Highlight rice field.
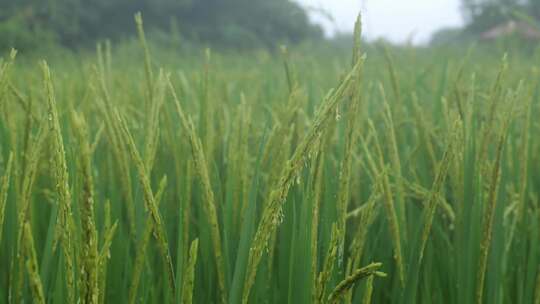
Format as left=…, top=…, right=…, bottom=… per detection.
left=1, top=15, right=539, bottom=303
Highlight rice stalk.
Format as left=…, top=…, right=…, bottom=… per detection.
left=134, top=12, right=154, bottom=101
left=225, top=104, right=242, bottom=227
left=97, top=219, right=118, bottom=300
left=505, top=81, right=530, bottom=254
left=366, top=119, right=405, bottom=286
left=281, top=45, right=298, bottom=92
left=0, top=151, right=13, bottom=245
left=344, top=187, right=380, bottom=303
left=479, top=54, right=508, bottom=162
left=72, top=111, right=99, bottom=304
left=23, top=222, right=45, bottom=304
left=98, top=200, right=116, bottom=304
left=99, top=221, right=118, bottom=266
left=336, top=63, right=363, bottom=265
left=0, top=49, right=17, bottom=108
left=352, top=14, right=362, bottom=66
left=94, top=70, right=136, bottom=236
left=382, top=47, right=402, bottom=106
left=199, top=48, right=214, bottom=156
left=183, top=161, right=193, bottom=255
left=358, top=131, right=379, bottom=179
left=348, top=169, right=385, bottom=271
left=362, top=276, right=375, bottom=304
left=327, top=262, right=386, bottom=304
left=90, top=123, right=105, bottom=155
left=114, top=111, right=176, bottom=297
left=346, top=196, right=380, bottom=221
left=226, top=96, right=251, bottom=228
left=242, top=56, right=365, bottom=304
left=416, top=119, right=459, bottom=266
left=8, top=83, right=39, bottom=123
left=310, top=151, right=326, bottom=303
left=265, top=123, right=296, bottom=292
left=237, top=95, right=251, bottom=223
left=380, top=83, right=406, bottom=238
left=475, top=93, right=515, bottom=304
left=401, top=179, right=456, bottom=224
left=411, top=93, right=437, bottom=171
left=143, top=70, right=166, bottom=173
left=181, top=238, right=199, bottom=304
left=16, top=121, right=46, bottom=233
left=516, top=88, right=532, bottom=221
left=167, top=76, right=227, bottom=303
left=42, top=60, right=77, bottom=304
left=315, top=224, right=340, bottom=304
left=260, top=88, right=305, bottom=171
left=128, top=175, right=168, bottom=304
left=452, top=71, right=466, bottom=122
left=12, top=122, right=47, bottom=303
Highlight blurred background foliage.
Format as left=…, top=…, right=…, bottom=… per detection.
left=0, top=0, right=322, bottom=52
left=431, top=0, right=540, bottom=46
left=3, top=0, right=540, bottom=53
left=461, top=0, right=540, bottom=33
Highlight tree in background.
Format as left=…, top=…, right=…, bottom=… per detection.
left=528, top=0, right=540, bottom=19
left=0, top=0, right=322, bottom=51
left=461, top=0, right=540, bottom=34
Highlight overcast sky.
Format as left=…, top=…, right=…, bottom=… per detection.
left=294, top=0, right=464, bottom=44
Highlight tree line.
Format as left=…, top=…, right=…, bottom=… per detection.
left=462, top=0, right=540, bottom=33
left=0, top=0, right=322, bottom=51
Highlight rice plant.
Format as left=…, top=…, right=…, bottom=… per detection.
left=0, top=13, right=539, bottom=304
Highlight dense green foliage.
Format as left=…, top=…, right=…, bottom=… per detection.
left=1, top=18, right=540, bottom=304
left=462, top=0, right=540, bottom=32
left=0, top=0, right=321, bottom=51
